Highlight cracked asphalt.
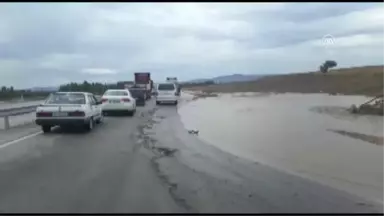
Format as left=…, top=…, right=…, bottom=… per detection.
left=0, top=96, right=382, bottom=213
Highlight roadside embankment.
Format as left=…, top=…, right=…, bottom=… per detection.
left=185, top=65, right=383, bottom=97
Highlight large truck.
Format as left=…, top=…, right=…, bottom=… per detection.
left=166, top=77, right=181, bottom=95
left=134, top=72, right=153, bottom=100
left=116, top=81, right=147, bottom=106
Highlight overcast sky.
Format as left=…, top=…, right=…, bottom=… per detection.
left=0, top=3, right=383, bottom=88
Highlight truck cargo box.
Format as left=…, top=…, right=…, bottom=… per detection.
left=134, top=73, right=151, bottom=84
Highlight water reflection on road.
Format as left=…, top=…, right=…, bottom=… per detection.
left=178, top=92, right=383, bottom=204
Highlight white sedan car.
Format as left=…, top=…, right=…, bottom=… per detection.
left=35, top=92, right=103, bottom=133
left=101, top=89, right=136, bottom=116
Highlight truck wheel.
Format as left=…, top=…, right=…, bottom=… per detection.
left=42, top=125, right=51, bottom=133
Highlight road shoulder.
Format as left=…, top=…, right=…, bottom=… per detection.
left=0, top=124, right=41, bottom=147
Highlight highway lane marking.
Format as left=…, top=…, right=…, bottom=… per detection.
left=0, top=131, right=42, bottom=150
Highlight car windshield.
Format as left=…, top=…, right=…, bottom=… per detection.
left=104, top=91, right=129, bottom=96
left=45, top=93, right=86, bottom=104
left=158, top=84, right=175, bottom=91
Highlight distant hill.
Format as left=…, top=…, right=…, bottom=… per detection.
left=188, top=74, right=265, bottom=84
left=185, top=78, right=211, bottom=84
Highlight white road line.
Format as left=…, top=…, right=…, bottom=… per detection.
left=0, top=131, right=42, bottom=150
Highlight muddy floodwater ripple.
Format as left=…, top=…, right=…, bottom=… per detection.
left=178, top=92, right=384, bottom=204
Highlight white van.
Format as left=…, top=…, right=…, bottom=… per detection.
left=156, top=83, right=179, bottom=105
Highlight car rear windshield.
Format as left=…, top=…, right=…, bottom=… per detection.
left=104, top=91, right=129, bottom=96
left=46, top=93, right=86, bottom=104
left=158, top=84, right=175, bottom=91
left=129, top=89, right=144, bottom=98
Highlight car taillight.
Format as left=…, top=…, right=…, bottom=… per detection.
left=68, top=111, right=85, bottom=117
left=122, top=98, right=130, bottom=102
left=36, top=112, right=52, bottom=117
left=101, top=98, right=108, bottom=103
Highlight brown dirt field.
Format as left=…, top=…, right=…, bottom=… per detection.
left=186, top=65, right=384, bottom=97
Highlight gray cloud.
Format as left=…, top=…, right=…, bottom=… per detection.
left=0, top=4, right=89, bottom=59
left=273, top=3, right=382, bottom=23
left=0, top=3, right=383, bottom=88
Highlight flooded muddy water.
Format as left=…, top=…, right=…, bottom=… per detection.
left=178, top=92, right=383, bottom=204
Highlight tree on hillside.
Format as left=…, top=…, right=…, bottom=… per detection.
left=320, top=60, right=337, bottom=73
left=58, top=81, right=117, bottom=95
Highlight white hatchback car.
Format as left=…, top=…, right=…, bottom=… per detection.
left=101, top=89, right=136, bottom=116
left=156, top=83, right=179, bottom=105
left=35, top=92, right=103, bottom=133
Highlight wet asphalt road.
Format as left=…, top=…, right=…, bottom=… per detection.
left=0, top=97, right=382, bottom=213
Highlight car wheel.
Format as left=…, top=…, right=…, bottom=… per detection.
left=42, top=125, right=51, bottom=133
left=96, top=113, right=103, bottom=124
left=84, top=118, right=94, bottom=132
left=128, top=110, right=135, bottom=116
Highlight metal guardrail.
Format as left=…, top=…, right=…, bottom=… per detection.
left=0, top=105, right=39, bottom=130
left=0, top=105, right=39, bottom=117
left=0, top=94, right=102, bottom=130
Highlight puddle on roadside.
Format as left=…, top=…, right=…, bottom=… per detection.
left=178, top=93, right=384, bottom=203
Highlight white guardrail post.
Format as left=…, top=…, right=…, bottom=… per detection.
left=4, top=116, right=10, bottom=130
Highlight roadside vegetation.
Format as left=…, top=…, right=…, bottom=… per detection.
left=0, top=86, right=49, bottom=101
left=0, top=81, right=119, bottom=102
left=58, top=81, right=119, bottom=95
